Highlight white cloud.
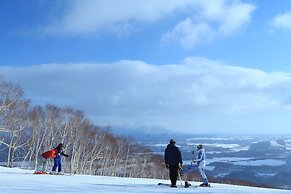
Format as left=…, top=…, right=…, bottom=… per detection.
left=269, top=11, right=291, bottom=30
left=42, top=0, right=255, bottom=48
left=42, top=0, right=194, bottom=36
left=1, top=58, right=291, bottom=132
left=161, top=18, right=215, bottom=49
left=162, top=0, right=255, bottom=48
left=217, top=1, right=255, bottom=34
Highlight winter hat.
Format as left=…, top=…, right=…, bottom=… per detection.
left=197, top=144, right=203, bottom=150
left=58, top=143, right=64, bottom=147
left=169, top=139, right=176, bottom=144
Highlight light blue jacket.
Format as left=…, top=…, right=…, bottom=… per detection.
left=196, top=149, right=206, bottom=168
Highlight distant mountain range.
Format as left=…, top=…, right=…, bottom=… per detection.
left=248, top=140, right=287, bottom=154
left=111, top=126, right=188, bottom=142
left=112, top=130, right=291, bottom=190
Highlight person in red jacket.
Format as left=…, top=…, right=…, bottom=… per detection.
left=40, top=143, right=69, bottom=174
left=51, top=143, right=69, bottom=174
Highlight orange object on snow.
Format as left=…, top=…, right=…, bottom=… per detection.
left=42, top=149, right=57, bottom=159
left=34, top=171, right=48, bottom=174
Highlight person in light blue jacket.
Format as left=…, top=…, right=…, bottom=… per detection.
left=195, top=144, right=209, bottom=186
left=181, top=144, right=210, bottom=187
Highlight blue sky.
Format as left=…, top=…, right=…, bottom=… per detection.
left=1, top=0, right=291, bottom=134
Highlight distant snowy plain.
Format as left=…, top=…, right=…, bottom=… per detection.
left=0, top=166, right=290, bottom=194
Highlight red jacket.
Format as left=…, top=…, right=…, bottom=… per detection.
left=42, top=149, right=57, bottom=159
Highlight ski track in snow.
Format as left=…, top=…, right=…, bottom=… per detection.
left=0, top=167, right=290, bottom=194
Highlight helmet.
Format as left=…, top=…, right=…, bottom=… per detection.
left=197, top=144, right=203, bottom=150
left=169, top=139, right=176, bottom=144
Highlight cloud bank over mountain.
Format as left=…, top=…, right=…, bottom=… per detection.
left=2, top=58, right=291, bottom=133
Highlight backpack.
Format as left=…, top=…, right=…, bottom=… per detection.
left=41, top=149, right=57, bottom=159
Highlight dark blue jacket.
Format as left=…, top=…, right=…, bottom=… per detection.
left=164, top=143, right=183, bottom=165
left=54, top=145, right=68, bottom=157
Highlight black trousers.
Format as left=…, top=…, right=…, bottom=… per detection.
left=169, top=164, right=179, bottom=186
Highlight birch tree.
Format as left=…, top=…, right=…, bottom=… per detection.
left=0, top=76, right=29, bottom=167
left=27, top=106, right=46, bottom=169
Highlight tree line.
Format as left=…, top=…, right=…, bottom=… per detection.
left=0, top=76, right=168, bottom=179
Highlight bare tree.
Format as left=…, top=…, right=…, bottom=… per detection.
left=26, top=106, right=46, bottom=169
left=0, top=76, right=29, bottom=167
left=0, top=76, right=23, bottom=131
left=43, top=105, right=62, bottom=149
left=4, top=100, right=30, bottom=167
left=0, top=76, right=167, bottom=180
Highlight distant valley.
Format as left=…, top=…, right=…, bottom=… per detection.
left=112, top=128, right=291, bottom=189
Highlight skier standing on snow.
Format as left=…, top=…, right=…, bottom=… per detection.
left=181, top=144, right=210, bottom=187
left=51, top=143, right=69, bottom=174
left=164, top=139, right=183, bottom=188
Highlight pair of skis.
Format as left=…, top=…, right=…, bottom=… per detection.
left=33, top=171, right=71, bottom=176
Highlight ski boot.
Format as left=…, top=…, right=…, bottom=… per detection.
left=49, top=171, right=57, bottom=175
left=184, top=181, right=191, bottom=188
left=199, top=183, right=211, bottom=187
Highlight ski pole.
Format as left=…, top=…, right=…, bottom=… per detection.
left=178, top=168, right=183, bottom=188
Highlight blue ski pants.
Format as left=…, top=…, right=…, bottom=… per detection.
left=52, top=155, right=62, bottom=172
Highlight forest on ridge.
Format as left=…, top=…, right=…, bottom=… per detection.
left=0, top=76, right=166, bottom=179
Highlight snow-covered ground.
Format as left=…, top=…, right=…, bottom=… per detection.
left=0, top=166, right=290, bottom=194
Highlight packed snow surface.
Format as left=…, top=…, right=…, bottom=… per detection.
left=0, top=166, right=290, bottom=194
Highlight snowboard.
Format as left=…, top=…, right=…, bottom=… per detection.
left=157, top=183, right=170, bottom=186
left=158, top=182, right=211, bottom=188
left=194, top=184, right=211, bottom=188
left=157, top=183, right=192, bottom=188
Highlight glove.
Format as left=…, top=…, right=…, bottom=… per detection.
left=165, top=164, right=169, bottom=169
left=178, top=163, right=183, bottom=170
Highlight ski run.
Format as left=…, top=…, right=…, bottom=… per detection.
left=0, top=166, right=290, bottom=194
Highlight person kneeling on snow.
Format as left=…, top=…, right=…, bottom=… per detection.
left=180, top=144, right=210, bottom=187
left=51, top=143, right=69, bottom=174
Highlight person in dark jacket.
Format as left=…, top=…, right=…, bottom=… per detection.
left=164, top=139, right=183, bottom=187
left=51, top=143, right=69, bottom=174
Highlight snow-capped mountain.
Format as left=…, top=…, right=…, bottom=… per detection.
left=248, top=140, right=287, bottom=153
left=128, top=133, right=291, bottom=189
left=0, top=166, right=290, bottom=194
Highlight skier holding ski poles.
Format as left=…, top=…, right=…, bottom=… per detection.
left=35, top=143, right=69, bottom=175
left=180, top=144, right=210, bottom=187
left=164, top=139, right=183, bottom=188
left=50, top=143, right=69, bottom=175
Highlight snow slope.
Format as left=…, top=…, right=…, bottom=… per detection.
left=0, top=167, right=290, bottom=194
